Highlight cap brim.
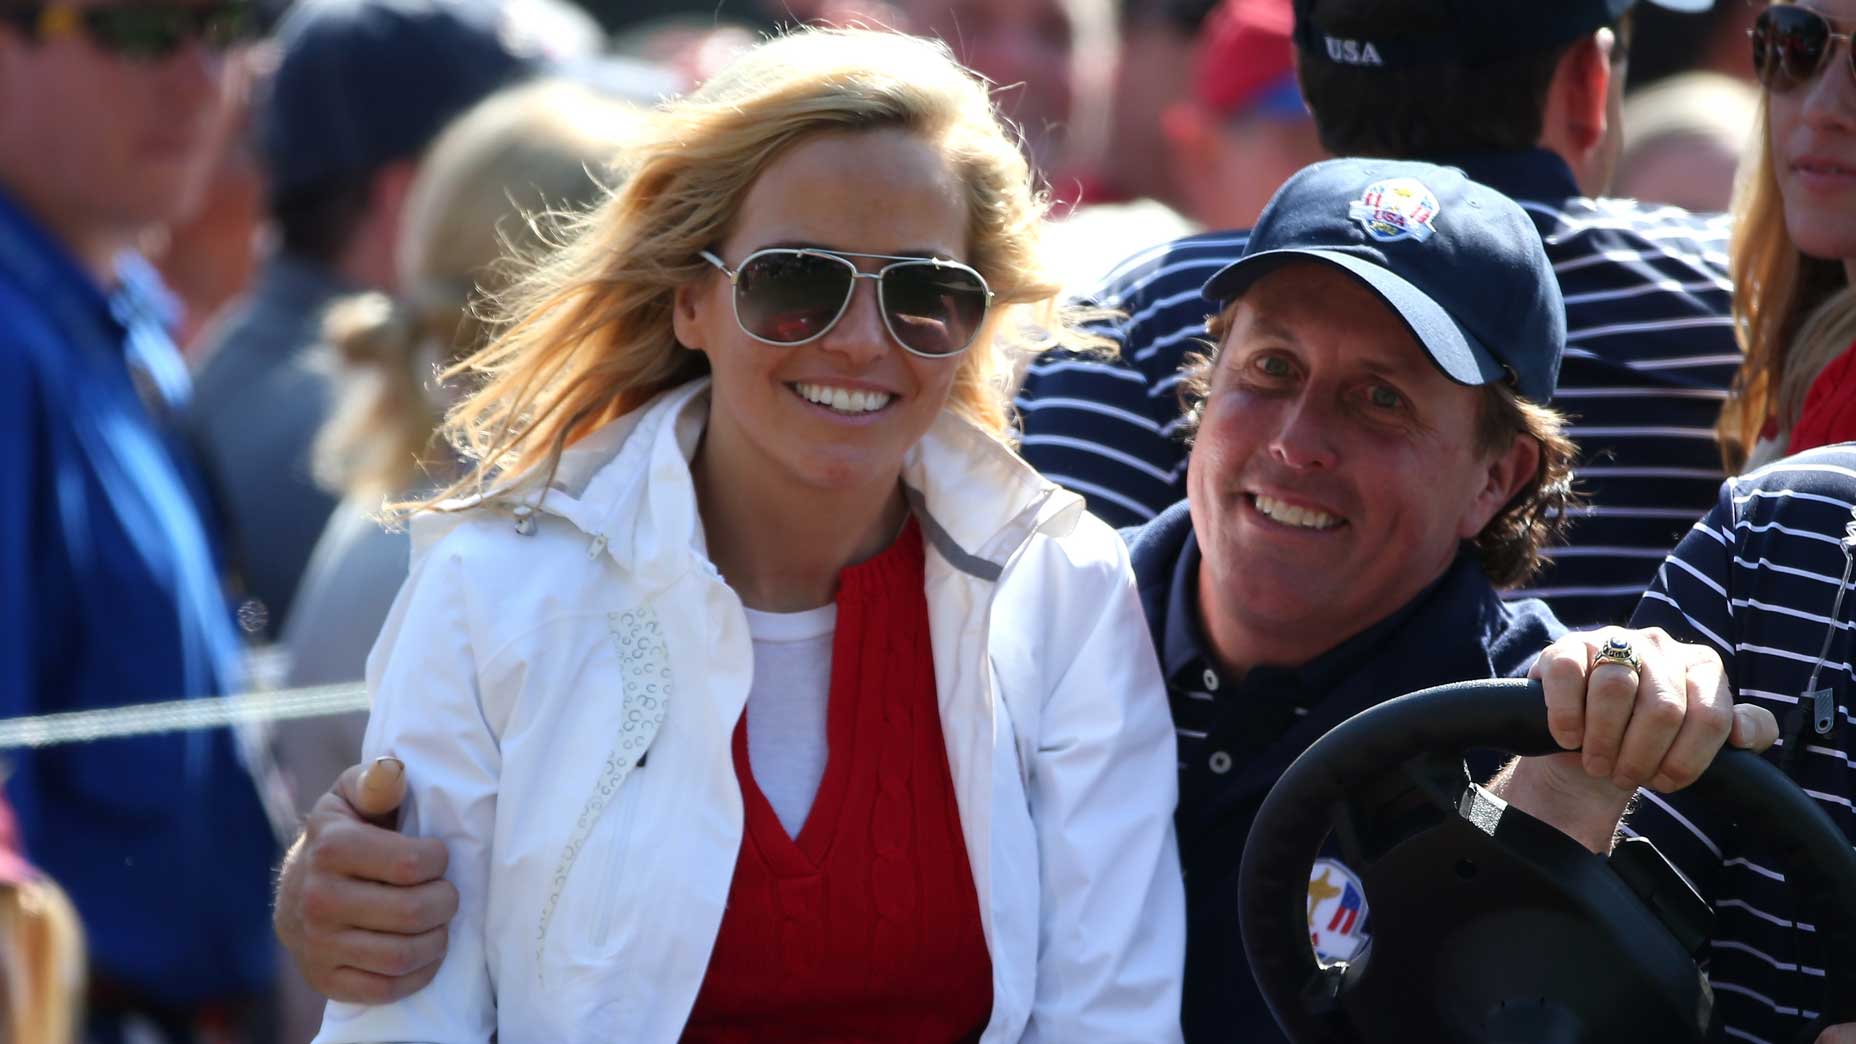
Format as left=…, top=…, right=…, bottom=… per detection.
left=1202, top=248, right=1512, bottom=391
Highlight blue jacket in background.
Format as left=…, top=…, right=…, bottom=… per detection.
left=0, top=188, right=278, bottom=1003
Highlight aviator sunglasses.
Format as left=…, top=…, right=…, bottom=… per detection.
left=1752, top=4, right=1856, bottom=91
left=2, top=1, right=252, bottom=60
left=699, top=246, right=995, bottom=359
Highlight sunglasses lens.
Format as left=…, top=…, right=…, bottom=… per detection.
left=1754, top=6, right=1830, bottom=89
left=881, top=263, right=989, bottom=357
left=734, top=252, right=854, bottom=345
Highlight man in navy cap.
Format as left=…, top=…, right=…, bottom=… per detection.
left=1018, top=0, right=1732, bottom=633
left=187, top=0, right=583, bottom=644
left=1133, top=156, right=1580, bottom=1040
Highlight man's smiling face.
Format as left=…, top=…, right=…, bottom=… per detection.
left=1187, top=261, right=1530, bottom=670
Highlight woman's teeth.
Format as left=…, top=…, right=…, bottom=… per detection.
left=1253, top=494, right=1341, bottom=530
left=794, top=382, right=892, bottom=414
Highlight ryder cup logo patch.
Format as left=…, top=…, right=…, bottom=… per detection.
left=1348, top=178, right=1440, bottom=244
left=1307, top=858, right=1371, bottom=964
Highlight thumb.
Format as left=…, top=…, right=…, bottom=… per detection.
left=1729, top=704, right=1781, bottom=754
left=351, top=755, right=407, bottom=823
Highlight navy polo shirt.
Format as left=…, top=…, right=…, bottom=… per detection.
left=1026, top=148, right=1735, bottom=629
left=1125, top=500, right=1566, bottom=1042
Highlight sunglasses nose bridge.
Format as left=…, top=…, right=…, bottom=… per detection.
left=1798, top=33, right=1856, bottom=108
left=816, top=267, right=893, bottom=359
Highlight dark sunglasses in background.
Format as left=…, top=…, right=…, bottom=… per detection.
left=1, top=1, right=252, bottom=60
left=1752, top=4, right=1856, bottom=92
left=699, top=246, right=996, bottom=359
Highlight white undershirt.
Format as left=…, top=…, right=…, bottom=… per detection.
left=743, top=604, right=837, bottom=839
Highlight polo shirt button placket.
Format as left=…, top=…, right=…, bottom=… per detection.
left=1202, top=668, right=1220, bottom=692
left=1208, top=750, right=1233, bottom=774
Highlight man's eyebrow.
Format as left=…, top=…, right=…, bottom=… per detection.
left=1357, top=353, right=1431, bottom=382
left=1241, top=312, right=1302, bottom=345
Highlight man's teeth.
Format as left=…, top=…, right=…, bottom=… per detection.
left=794, top=383, right=892, bottom=414
left=1254, top=494, right=1341, bottom=530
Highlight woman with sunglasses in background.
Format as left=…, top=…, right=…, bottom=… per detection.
left=1718, top=1, right=1856, bottom=470
left=310, top=25, right=1184, bottom=1044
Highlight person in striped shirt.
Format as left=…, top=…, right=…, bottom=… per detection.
left=1015, top=0, right=1736, bottom=629
left=1500, top=446, right=1856, bottom=1044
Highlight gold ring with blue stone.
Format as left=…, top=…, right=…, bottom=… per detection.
left=1592, top=635, right=1641, bottom=674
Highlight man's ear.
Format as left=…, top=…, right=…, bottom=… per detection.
left=1540, top=31, right=1616, bottom=179
left=1460, top=431, right=1543, bottom=541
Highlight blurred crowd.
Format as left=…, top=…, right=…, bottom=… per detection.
left=0, top=0, right=1825, bottom=1039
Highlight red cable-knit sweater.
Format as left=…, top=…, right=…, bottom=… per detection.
left=1788, top=336, right=1856, bottom=457
left=682, top=519, right=994, bottom=1043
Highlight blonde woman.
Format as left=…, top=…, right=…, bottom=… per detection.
left=277, top=78, right=641, bottom=806
left=1717, top=1, right=1856, bottom=471
left=308, top=26, right=1183, bottom=1044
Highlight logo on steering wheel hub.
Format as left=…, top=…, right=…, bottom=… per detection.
left=1308, top=858, right=1372, bottom=964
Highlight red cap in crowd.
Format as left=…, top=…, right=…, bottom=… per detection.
left=1193, top=0, right=1302, bottom=120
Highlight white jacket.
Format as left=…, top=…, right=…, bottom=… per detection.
left=314, top=380, right=1185, bottom=1044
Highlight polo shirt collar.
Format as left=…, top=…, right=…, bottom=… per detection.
left=1161, top=525, right=1210, bottom=680
left=1162, top=532, right=1475, bottom=694
left=1431, top=148, right=1582, bottom=205
left=0, top=185, right=112, bottom=319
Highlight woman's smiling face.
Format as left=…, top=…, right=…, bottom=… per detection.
left=674, top=126, right=973, bottom=499
left=1767, top=1, right=1856, bottom=262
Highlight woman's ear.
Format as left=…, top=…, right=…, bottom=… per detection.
left=671, top=281, right=709, bottom=355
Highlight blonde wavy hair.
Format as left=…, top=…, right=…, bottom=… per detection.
left=421, top=26, right=1105, bottom=512
left=314, top=79, right=644, bottom=500
left=1717, top=95, right=1856, bottom=472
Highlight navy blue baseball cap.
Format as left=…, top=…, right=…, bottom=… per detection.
left=1292, top=0, right=1712, bottom=68
left=1202, top=158, right=1565, bottom=403
left=261, top=0, right=587, bottom=198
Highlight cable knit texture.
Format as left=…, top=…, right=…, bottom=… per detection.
left=683, top=519, right=993, bottom=1043
left=1788, top=335, right=1856, bottom=457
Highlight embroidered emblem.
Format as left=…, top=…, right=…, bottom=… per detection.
left=1348, top=178, right=1441, bottom=244
left=535, top=604, right=673, bottom=974
left=1307, top=858, right=1372, bottom=964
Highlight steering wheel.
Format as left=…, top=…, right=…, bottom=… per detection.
left=1237, top=678, right=1856, bottom=1044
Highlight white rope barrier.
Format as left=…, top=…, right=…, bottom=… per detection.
left=0, top=684, right=370, bottom=751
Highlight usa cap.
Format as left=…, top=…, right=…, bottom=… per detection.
left=1203, top=158, right=1565, bottom=403
left=1293, top=0, right=1712, bottom=69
